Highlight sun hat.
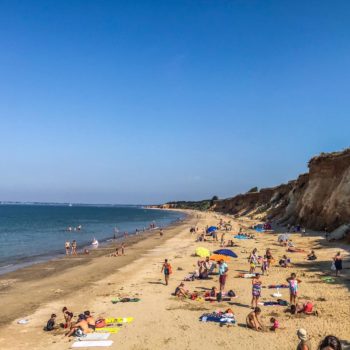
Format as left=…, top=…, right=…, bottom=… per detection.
left=297, top=328, right=308, bottom=341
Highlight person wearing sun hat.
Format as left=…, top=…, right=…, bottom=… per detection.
left=297, top=328, right=312, bottom=350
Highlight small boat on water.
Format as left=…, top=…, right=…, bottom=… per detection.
left=91, top=238, right=99, bottom=247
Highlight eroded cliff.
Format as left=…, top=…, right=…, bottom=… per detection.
left=213, top=149, right=350, bottom=234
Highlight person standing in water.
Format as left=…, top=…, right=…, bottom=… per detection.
left=65, top=241, right=70, bottom=255
left=71, top=240, right=77, bottom=255
left=161, top=259, right=172, bottom=286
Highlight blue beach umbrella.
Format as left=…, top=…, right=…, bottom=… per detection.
left=207, top=226, right=218, bottom=233
left=213, top=249, right=238, bottom=258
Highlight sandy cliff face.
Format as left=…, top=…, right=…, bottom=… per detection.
left=213, top=149, right=350, bottom=234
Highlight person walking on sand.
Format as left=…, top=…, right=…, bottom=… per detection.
left=251, top=273, right=262, bottom=308
left=65, top=240, right=70, bottom=255
left=287, top=273, right=302, bottom=305
left=161, top=259, right=172, bottom=285
left=333, top=252, right=342, bottom=277
left=71, top=240, right=77, bottom=255
left=218, top=259, right=228, bottom=292
left=121, top=243, right=125, bottom=255
left=296, top=328, right=312, bottom=350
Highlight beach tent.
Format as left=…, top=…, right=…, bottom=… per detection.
left=213, top=249, right=238, bottom=258
left=195, top=247, right=210, bottom=258
left=210, top=254, right=231, bottom=262
left=207, top=226, right=218, bottom=233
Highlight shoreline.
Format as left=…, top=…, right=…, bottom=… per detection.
left=0, top=208, right=186, bottom=276
left=0, top=209, right=193, bottom=328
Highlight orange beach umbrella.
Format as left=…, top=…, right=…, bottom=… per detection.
left=210, top=254, right=231, bottom=262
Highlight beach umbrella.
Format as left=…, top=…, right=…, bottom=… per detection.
left=210, top=254, right=231, bottom=262
left=195, top=247, right=210, bottom=258
left=213, top=249, right=238, bottom=258
left=207, top=226, right=218, bottom=233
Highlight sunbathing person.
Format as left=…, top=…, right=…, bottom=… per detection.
left=289, top=301, right=317, bottom=316
left=84, top=310, right=96, bottom=331
left=65, top=314, right=93, bottom=337
left=307, top=250, right=317, bottom=261
left=246, top=307, right=263, bottom=331
left=175, top=282, right=189, bottom=298
left=279, top=255, right=291, bottom=268
left=204, top=286, right=218, bottom=301
left=287, top=246, right=306, bottom=253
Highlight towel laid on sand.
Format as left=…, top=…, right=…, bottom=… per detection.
left=72, top=340, right=113, bottom=348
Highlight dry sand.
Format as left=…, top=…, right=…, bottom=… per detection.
left=0, top=210, right=349, bottom=350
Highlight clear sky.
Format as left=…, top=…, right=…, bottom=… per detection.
left=1, top=1, right=349, bottom=204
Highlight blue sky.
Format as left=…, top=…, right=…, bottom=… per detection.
left=0, top=1, right=349, bottom=204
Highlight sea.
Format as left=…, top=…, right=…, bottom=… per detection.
left=0, top=204, right=184, bottom=274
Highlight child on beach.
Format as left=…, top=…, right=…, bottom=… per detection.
left=62, top=307, right=73, bottom=329
left=251, top=273, right=262, bottom=308
left=269, top=317, right=280, bottom=331
left=261, top=255, right=269, bottom=275
left=287, top=273, right=302, bottom=305
left=44, top=314, right=57, bottom=331
left=246, top=307, right=263, bottom=331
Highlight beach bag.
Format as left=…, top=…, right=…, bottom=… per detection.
left=304, top=302, right=313, bottom=314
left=216, top=292, right=222, bottom=302
left=331, top=262, right=336, bottom=271
left=228, top=290, right=236, bottom=297
left=95, top=319, right=106, bottom=328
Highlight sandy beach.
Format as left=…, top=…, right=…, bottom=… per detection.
left=0, top=210, right=349, bottom=350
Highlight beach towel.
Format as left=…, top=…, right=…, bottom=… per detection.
left=237, top=273, right=256, bottom=278
left=268, top=284, right=289, bottom=289
left=72, top=340, right=113, bottom=347
left=320, top=276, right=336, bottom=283
left=234, top=235, right=249, bottom=239
left=111, top=298, right=140, bottom=304
left=17, top=319, right=29, bottom=325
left=105, top=317, right=134, bottom=324
left=95, top=327, right=121, bottom=334
left=258, top=299, right=288, bottom=306
left=78, top=333, right=110, bottom=340
left=200, top=313, right=236, bottom=325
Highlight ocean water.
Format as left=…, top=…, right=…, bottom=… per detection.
left=0, top=204, right=184, bottom=273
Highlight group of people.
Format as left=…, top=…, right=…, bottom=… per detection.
left=44, top=307, right=96, bottom=337
left=109, top=243, right=125, bottom=257
left=65, top=240, right=77, bottom=255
